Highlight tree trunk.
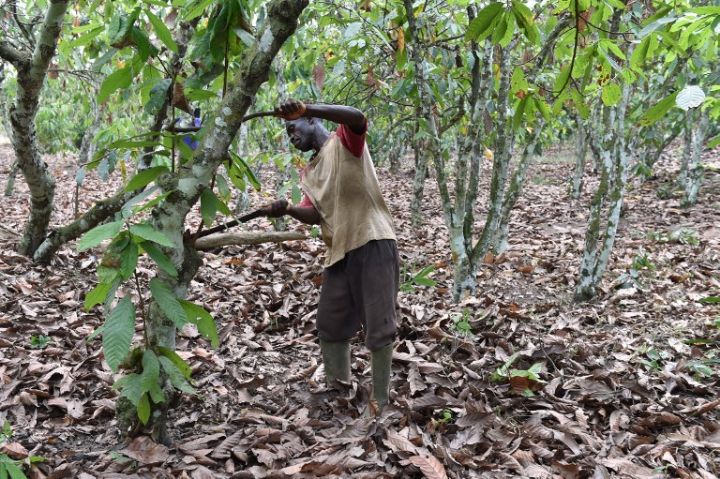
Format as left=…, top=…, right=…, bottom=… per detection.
left=74, top=98, right=103, bottom=216
left=7, top=1, right=69, bottom=256
left=137, top=0, right=308, bottom=442
left=682, top=109, right=708, bottom=207
left=492, top=120, right=545, bottom=254
left=571, top=114, right=588, bottom=199
left=409, top=138, right=429, bottom=227
left=575, top=63, right=632, bottom=301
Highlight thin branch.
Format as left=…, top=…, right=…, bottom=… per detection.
left=10, top=0, right=35, bottom=48
left=554, top=6, right=580, bottom=100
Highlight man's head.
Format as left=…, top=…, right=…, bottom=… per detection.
left=285, top=117, right=317, bottom=152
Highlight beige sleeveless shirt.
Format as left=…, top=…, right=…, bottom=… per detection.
left=301, top=133, right=396, bottom=267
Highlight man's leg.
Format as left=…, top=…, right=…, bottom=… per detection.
left=347, top=240, right=400, bottom=409
left=316, top=258, right=361, bottom=385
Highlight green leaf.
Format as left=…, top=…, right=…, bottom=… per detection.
left=137, top=393, right=151, bottom=424
left=513, top=95, right=529, bottom=130
left=132, top=190, right=171, bottom=214
left=158, top=346, right=193, bottom=379
left=637, top=15, right=676, bottom=38
left=466, top=2, right=504, bottom=41
left=125, top=166, right=168, bottom=192
left=141, top=241, right=178, bottom=278
left=601, top=81, right=622, bottom=106
left=98, top=67, right=133, bottom=103
left=200, top=188, right=231, bottom=227
left=699, top=296, right=720, bottom=304
left=146, top=9, right=178, bottom=53
left=103, top=297, right=136, bottom=372
left=67, top=25, right=104, bottom=48
left=630, top=36, right=650, bottom=69
left=131, top=26, right=158, bottom=61
left=149, top=278, right=187, bottom=326
left=184, top=0, right=215, bottom=20
left=640, top=92, right=678, bottom=126
left=5, top=463, right=25, bottom=479
left=107, top=13, right=129, bottom=44
left=145, top=78, right=171, bottom=116
left=159, top=356, right=196, bottom=393
left=491, top=13, right=509, bottom=44
left=85, top=281, right=116, bottom=311
left=511, top=0, right=539, bottom=44
left=141, top=349, right=165, bottom=403
left=179, top=300, right=219, bottom=348
left=690, top=6, right=720, bottom=15
left=708, top=133, right=720, bottom=149
left=119, top=241, right=139, bottom=280
left=77, top=220, right=124, bottom=251
left=129, top=223, right=174, bottom=247
left=599, top=39, right=626, bottom=60
left=114, top=372, right=144, bottom=405
left=229, top=151, right=261, bottom=191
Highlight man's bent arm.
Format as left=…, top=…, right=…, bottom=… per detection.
left=287, top=204, right=322, bottom=225
left=304, top=104, right=366, bottom=133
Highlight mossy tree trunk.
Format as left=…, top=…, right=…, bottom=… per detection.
left=133, top=0, right=308, bottom=443
left=0, top=0, right=69, bottom=257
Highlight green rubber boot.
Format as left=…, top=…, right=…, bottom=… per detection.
left=370, top=342, right=393, bottom=411
left=319, top=339, right=351, bottom=386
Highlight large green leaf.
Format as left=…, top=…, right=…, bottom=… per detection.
left=84, top=281, right=116, bottom=311
left=601, top=81, right=622, bottom=106
left=200, top=188, right=232, bottom=227
left=146, top=9, right=178, bottom=53
left=229, top=151, right=261, bottom=191
left=67, top=25, right=104, bottom=48
left=140, top=241, right=178, bottom=278
left=103, top=297, right=136, bottom=372
left=180, top=300, right=219, bottom=348
left=466, top=2, right=504, bottom=41
left=511, top=1, right=539, bottom=44
left=141, top=349, right=165, bottom=403
left=129, top=223, right=174, bottom=247
left=77, top=220, right=124, bottom=251
left=640, top=92, right=678, bottom=126
left=149, top=279, right=187, bottom=326
left=158, top=346, right=193, bottom=379
left=145, top=78, right=172, bottom=116
left=159, top=356, right=196, bottom=393
left=125, top=166, right=169, bottom=192
left=98, top=67, right=133, bottom=103
left=119, top=241, right=139, bottom=280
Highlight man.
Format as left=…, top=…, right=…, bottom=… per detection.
left=261, top=99, right=398, bottom=412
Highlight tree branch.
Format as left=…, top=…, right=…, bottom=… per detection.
left=194, top=231, right=306, bottom=250
left=0, top=40, right=29, bottom=66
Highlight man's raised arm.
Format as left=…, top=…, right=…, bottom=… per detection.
left=277, top=100, right=366, bottom=133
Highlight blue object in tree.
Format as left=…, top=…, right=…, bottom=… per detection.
left=183, top=109, right=201, bottom=150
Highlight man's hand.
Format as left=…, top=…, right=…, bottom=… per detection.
left=276, top=99, right=306, bottom=120
left=261, top=199, right=289, bottom=218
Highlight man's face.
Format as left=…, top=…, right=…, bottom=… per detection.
left=285, top=118, right=315, bottom=152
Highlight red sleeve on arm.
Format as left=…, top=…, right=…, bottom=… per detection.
left=336, top=120, right=367, bottom=158
left=298, top=193, right=313, bottom=208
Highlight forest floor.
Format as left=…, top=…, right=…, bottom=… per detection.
left=0, top=137, right=719, bottom=479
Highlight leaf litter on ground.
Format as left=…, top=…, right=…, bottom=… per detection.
left=0, top=140, right=718, bottom=478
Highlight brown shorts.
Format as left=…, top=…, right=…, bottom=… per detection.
left=316, top=239, right=399, bottom=351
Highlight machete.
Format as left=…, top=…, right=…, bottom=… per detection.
left=194, top=208, right=266, bottom=239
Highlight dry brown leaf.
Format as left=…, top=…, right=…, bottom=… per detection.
left=408, top=454, right=448, bottom=479
left=118, top=436, right=170, bottom=465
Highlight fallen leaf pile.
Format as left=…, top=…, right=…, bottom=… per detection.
left=0, top=139, right=718, bottom=478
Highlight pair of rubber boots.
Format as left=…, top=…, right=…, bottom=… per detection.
left=320, top=339, right=392, bottom=412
